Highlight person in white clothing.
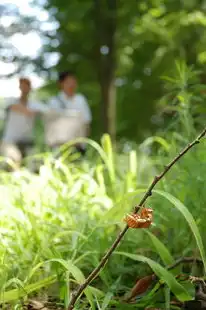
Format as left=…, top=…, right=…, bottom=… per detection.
left=46, top=71, right=92, bottom=155
left=0, top=78, right=43, bottom=165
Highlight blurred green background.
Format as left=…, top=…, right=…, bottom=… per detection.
left=1, top=0, right=206, bottom=143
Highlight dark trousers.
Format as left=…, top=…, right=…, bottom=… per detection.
left=17, top=141, right=34, bottom=158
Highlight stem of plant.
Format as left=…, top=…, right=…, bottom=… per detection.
left=68, top=127, right=206, bottom=309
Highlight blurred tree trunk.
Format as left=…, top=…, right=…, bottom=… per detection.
left=94, top=0, right=117, bottom=142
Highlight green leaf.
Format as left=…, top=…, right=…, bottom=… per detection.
left=164, top=286, right=170, bottom=310
left=25, top=259, right=96, bottom=309
left=101, top=134, right=115, bottom=183
left=144, top=230, right=175, bottom=266
left=115, top=252, right=192, bottom=302
left=101, top=276, right=121, bottom=310
left=154, top=190, right=206, bottom=273
left=140, top=136, right=170, bottom=152
left=101, top=188, right=146, bottom=221
left=88, top=286, right=104, bottom=298
left=0, top=276, right=56, bottom=303
left=48, top=259, right=95, bottom=309
left=101, top=291, right=114, bottom=310
left=129, top=150, right=137, bottom=176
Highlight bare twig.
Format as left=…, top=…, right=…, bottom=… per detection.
left=68, top=127, right=206, bottom=309
left=168, top=257, right=203, bottom=271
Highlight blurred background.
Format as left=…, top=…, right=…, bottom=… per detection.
left=1, top=0, right=206, bottom=143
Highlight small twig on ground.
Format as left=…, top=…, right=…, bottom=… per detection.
left=68, top=127, right=206, bottom=309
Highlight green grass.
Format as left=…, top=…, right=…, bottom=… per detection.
left=0, top=131, right=206, bottom=309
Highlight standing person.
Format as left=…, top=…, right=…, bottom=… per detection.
left=0, top=77, right=43, bottom=166
left=45, top=71, right=92, bottom=155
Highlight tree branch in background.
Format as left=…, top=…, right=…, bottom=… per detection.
left=68, top=127, right=206, bottom=309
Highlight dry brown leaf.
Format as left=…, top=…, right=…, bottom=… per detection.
left=126, top=274, right=155, bottom=301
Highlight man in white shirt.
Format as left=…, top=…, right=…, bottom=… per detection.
left=0, top=78, right=43, bottom=165
left=46, top=71, right=92, bottom=155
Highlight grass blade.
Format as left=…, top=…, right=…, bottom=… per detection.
left=0, top=276, right=56, bottom=303
left=48, top=259, right=95, bottom=309
left=144, top=230, right=175, bottom=266
left=154, top=190, right=206, bottom=273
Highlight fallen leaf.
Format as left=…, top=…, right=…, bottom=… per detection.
left=126, top=274, right=155, bottom=301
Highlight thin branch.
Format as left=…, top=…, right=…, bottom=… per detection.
left=168, top=257, right=203, bottom=271
left=68, top=127, right=206, bottom=309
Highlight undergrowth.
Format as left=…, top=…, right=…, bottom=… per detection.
left=0, top=130, right=206, bottom=309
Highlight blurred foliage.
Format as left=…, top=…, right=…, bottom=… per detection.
left=33, top=0, right=206, bottom=141
left=1, top=0, right=206, bottom=140
left=0, top=3, right=40, bottom=77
